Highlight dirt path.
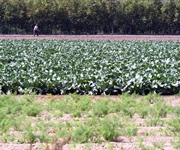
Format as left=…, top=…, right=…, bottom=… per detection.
left=0, top=34, right=180, bottom=41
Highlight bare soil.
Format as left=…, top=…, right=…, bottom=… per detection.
left=0, top=34, right=180, bottom=41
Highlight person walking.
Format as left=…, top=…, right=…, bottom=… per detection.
left=33, top=24, right=39, bottom=36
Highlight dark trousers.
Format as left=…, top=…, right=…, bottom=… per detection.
left=33, top=30, right=39, bottom=36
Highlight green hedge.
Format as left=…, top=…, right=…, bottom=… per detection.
left=0, top=0, right=179, bottom=34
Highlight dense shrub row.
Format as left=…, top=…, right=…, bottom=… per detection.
left=0, top=0, right=179, bottom=34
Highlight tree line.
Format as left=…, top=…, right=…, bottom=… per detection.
left=0, top=0, right=179, bottom=35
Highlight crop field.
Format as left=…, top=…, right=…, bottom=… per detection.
left=0, top=35, right=180, bottom=150
left=0, top=39, right=179, bottom=95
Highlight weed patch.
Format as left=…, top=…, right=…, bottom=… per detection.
left=0, top=93, right=179, bottom=150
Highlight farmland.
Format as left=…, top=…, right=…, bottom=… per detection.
left=0, top=39, right=179, bottom=95
left=0, top=94, right=180, bottom=150
left=0, top=36, right=180, bottom=150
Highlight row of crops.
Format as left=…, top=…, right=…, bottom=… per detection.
left=0, top=39, right=179, bottom=95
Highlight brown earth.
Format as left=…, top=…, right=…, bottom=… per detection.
left=0, top=34, right=180, bottom=41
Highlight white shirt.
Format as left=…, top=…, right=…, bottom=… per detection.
left=34, top=25, right=38, bottom=30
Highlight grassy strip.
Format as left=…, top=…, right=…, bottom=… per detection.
left=0, top=93, right=180, bottom=149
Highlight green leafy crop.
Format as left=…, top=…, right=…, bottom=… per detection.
left=0, top=40, right=179, bottom=95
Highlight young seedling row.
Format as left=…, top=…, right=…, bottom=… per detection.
left=0, top=94, right=180, bottom=150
